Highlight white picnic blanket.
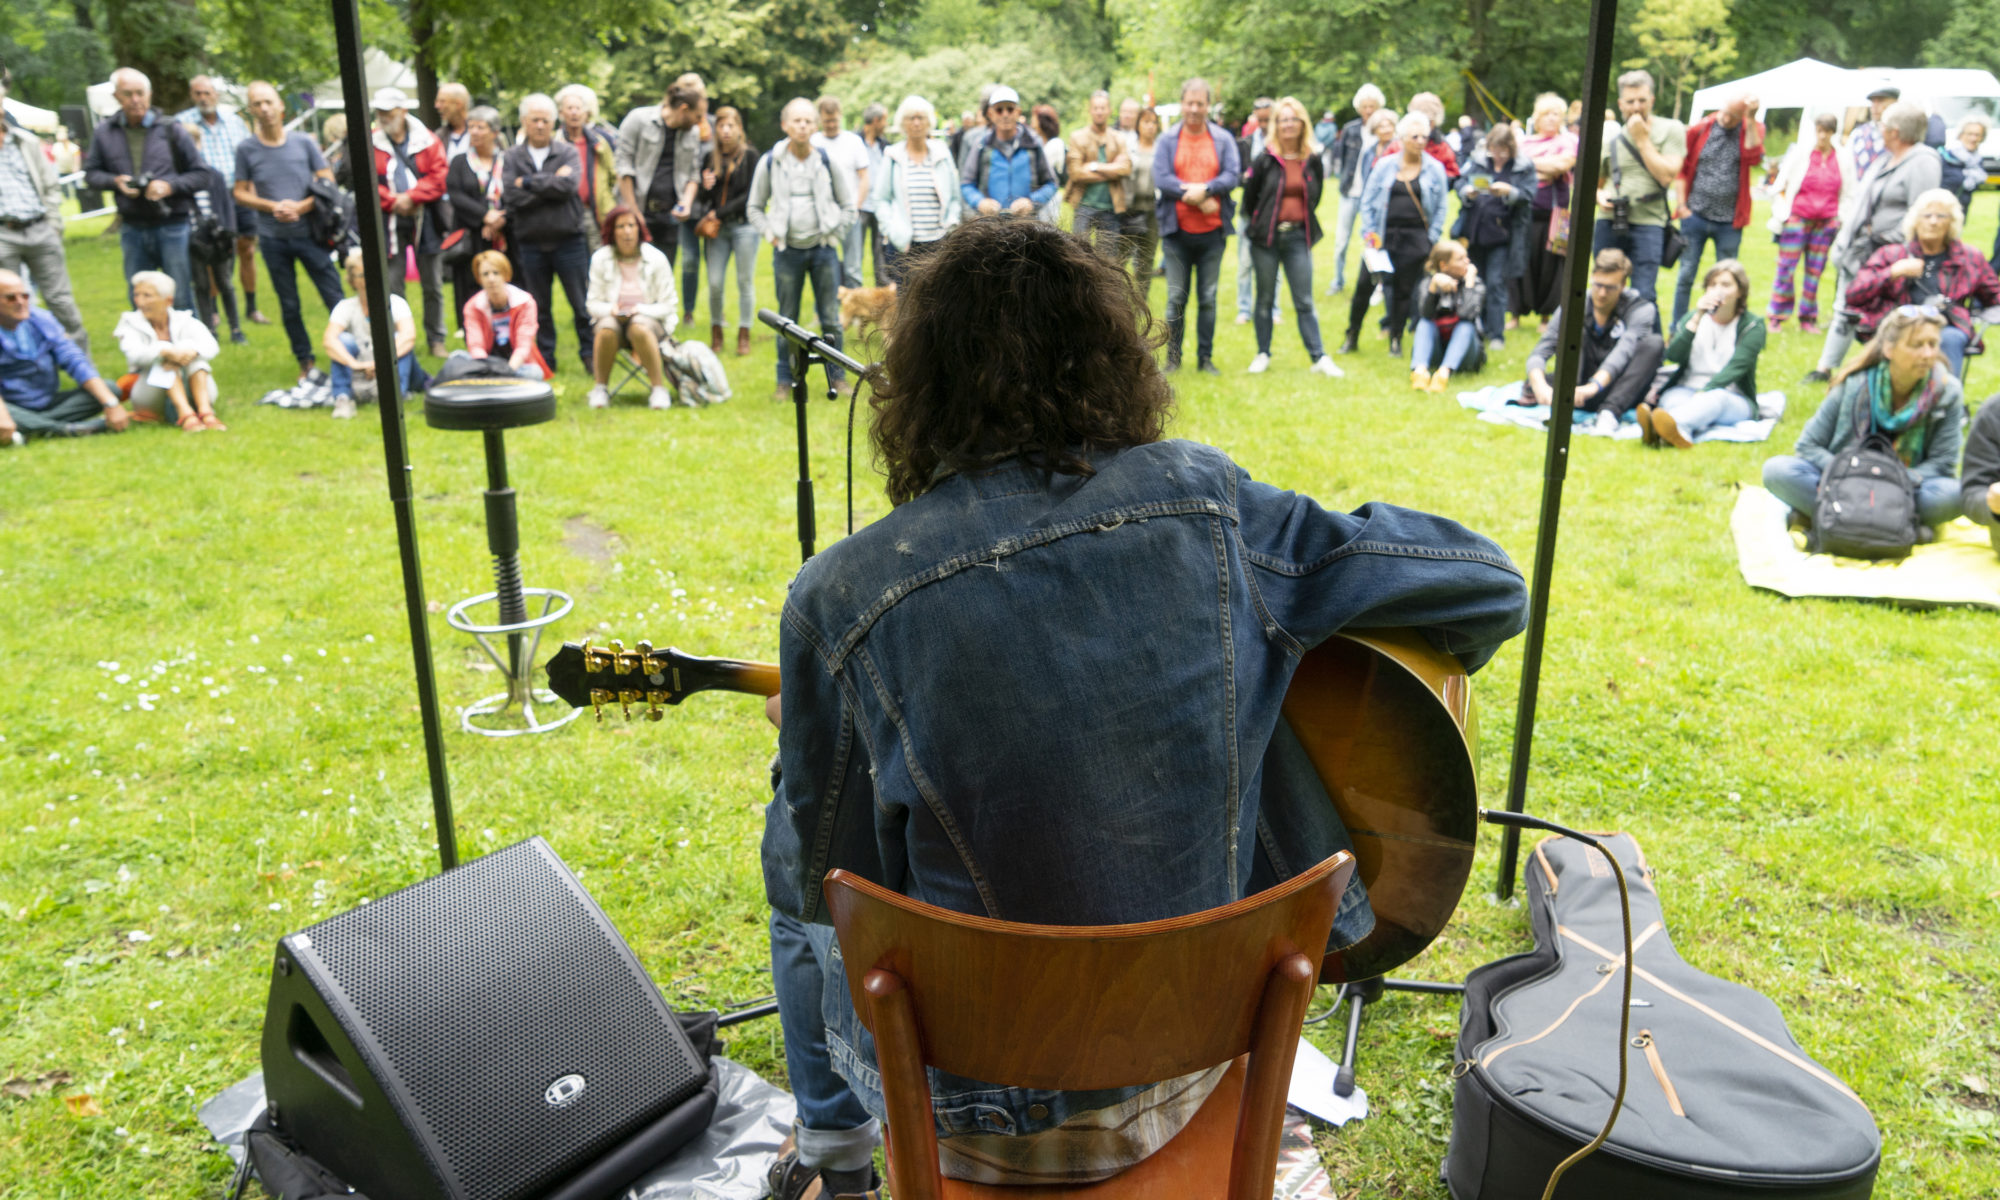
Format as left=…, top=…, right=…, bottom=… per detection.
left=1456, top=382, right=1784, bottom=443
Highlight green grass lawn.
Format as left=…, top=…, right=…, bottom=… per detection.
left=2, top=200, right=1997, bottom=1197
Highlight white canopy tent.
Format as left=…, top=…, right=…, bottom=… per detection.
left=1688, top=58, right=1871, bottom=127
left=2, top=96, right=64, bottom=134
left=312, top=48, right=416, bottom=111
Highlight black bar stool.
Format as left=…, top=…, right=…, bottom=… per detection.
left=424, top=378, right=581, bottom=737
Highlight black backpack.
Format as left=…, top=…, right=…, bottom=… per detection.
left=304, top=177, right=357, bottom=254
left=1811, top=389, right=1918, bottom=559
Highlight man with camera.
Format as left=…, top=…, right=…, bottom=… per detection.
left=1518, top=246, right=1664, bottom=432
left=615, top=80, right=710, bottom=266
left=83, top=68, right=204, bottom=312
left=1595, top=69, right=1685, bottom=321
left=177, top=76, right=269, bottom=332
left=0, top=60, right=88, bottom=352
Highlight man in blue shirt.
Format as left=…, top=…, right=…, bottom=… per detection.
left=959, top=86, right=1057, bottom=218
left=0, top=269, right=128, bottom=443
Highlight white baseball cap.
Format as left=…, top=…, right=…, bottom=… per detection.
left=987, top=85, right=1021, bottom=110
left=371, top=87, right=413, bottom=112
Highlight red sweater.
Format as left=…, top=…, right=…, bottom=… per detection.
left=1677, top=115, right=1765, bottom=228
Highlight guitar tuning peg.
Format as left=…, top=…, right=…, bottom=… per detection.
left=646, top=691, right=666, bottom=721
left=588, top=688, right=610, bottom=722
left=636, top=640, right=654, bottom=655
left=618, top=689, right=639, bottom=719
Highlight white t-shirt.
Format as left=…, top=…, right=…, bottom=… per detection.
left=330, top=294, right=414, bottom=345
left=811, top=129, right=871, bottom=202
left=529, top=143, right=552, bottom=170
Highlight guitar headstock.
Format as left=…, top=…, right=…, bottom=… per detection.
left=545, top=639, right=781, bottom=722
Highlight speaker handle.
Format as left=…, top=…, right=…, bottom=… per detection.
left=287, top=1002, right=365, bottom=1110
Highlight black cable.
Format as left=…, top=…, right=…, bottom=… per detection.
left=846, top=372, right=860, bottom=536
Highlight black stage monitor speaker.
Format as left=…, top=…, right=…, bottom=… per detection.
left=261, top=837, right=714, bottom=1200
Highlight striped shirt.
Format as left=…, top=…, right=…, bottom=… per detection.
left=177, top=107, right=252, bottom=185
left=905, top=158, right=944, bottom=243
left=0, top=137, right=45, bottom=222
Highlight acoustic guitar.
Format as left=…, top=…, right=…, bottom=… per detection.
left=543, top=629, right=1477, bottom=983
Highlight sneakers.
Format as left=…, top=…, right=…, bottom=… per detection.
left=1197, top=361, right=1220, bottom=376
left=1427, top=367, right=1451, bottom=394
left=1768, top=317, right=1786, bottom=333
left=586, top=385, right=611, bottom=409
left=1802, top=369, right=1832, bottom=386
left=1799, top=321, right=1820, bottom=335
left=230, top=328, right=248, bottom=345
left=1387, top=333, right=1403, bottom=358
left=1247, top=353, right=1271, bottom=374
left=4, top=429, right=25, bottom=447
left=768, top=1142, right=883, bottom=1200
left=330, top=395, right=357, bottom=420
left=1310, top=356, right=1344, bottom=378
left=647, top=385, right=672, bottom=410
left=1235, top=312, right=1252, bottom=325
left=1410, top=367, right=1432, bottom=391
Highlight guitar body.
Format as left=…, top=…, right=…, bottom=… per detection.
left=546, top=628, right=1477, bottom=983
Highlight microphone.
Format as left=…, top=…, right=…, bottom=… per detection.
left=758, top=308, right=869, bottom=376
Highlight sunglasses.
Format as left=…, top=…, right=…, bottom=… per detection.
left=1894, top=304, right=1944, bottom=321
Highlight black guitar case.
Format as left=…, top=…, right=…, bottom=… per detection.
left=1445, top=833, right=1880, bottom=1199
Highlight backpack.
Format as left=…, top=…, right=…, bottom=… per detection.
left=305, top=177, right=357, bottom=253
left=1940, top=149, right=1967, bottom=197
left=661, top=336, right=732, bottom=406
left=1810, top=388, right=1918, bottom=559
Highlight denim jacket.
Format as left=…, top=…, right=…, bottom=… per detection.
left=763, top=439, right=1528, bottom=1135
left=1360, top=155, right=1449, bottom=247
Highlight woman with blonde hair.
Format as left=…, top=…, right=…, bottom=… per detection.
left=1238, top=97, right=1339, bottom=376
left=116, top=270, right=224, bottom=431
left=1845, top=187, right=2000, bottom=377
left=1514, top=92, right=1577, bottom=324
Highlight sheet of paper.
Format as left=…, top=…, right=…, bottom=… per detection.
left=1360, top=247, right=1393, bottom=276
left=146, top=361, right=182, bottom=389
left=1287, top=1035, right=1368, bottom=1125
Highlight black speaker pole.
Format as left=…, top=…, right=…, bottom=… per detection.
left=1495, top=0, right=1620, bottom=900
left=329, top=0, right=459, bottom=871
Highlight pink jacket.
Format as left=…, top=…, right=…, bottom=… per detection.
left=461, top=284, right=552, bottom=378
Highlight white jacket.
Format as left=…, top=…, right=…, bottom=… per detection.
left=585, top=242, right=678, bottom=331
left=114, top=308, right=221, bottom=372
left=870, top=140, right=965, bottom=251
left=1768, top=139, right=1857, bottom=232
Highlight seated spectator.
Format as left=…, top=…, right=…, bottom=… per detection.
left=1763, top=306, right=1965, bottom=536
left=1960, top=396, right=2000, bottom=554
left=1638, top=259, right=1765, bottom=447
left=585, top=206, right=677, bottom=410
left=114, top=269, right=224, bottom=431
left=1519, top=246, right=1664, bottom=431
left=1845, top=188, right=2000, bottom=378
left=1942, top=119, right=1988, bottom=215
left=0, top=268, right=129, bottom=443
left=1410, top=240, right=1485, bottom=393
left=457, top=251, right=549, bottom=380
left=1456, top=124, right=1535, bottom=352
left=323, top=249, right=416, bottom=421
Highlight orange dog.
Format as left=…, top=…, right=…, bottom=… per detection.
left=838, top=283, right=898, bottom=347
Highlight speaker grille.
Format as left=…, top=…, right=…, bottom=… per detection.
left=301, top=839, right=702, bottom=1200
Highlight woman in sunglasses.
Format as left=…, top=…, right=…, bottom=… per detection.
left=1844, top=188, right=2000, bottom=378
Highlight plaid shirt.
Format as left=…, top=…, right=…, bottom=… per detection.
left=176, top=106, right=251, bottom=186
left=0, top=136, right=45, bottom=222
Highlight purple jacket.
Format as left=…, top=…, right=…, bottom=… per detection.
left=0, top=308, right=100, bottom=411
left=1152, top=121, right=1242, bottom=237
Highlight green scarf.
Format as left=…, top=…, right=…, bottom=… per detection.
left=1865, top=363, right=1941, bottom=467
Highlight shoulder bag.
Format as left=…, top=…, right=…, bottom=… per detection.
left=1613, top=132, right=1686, bottom=268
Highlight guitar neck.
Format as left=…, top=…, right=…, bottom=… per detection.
left=674, top=655, right=781, bottom=699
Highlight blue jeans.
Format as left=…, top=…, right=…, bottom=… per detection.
left=1329, top=192, right=1361, bottom=292
left=1162, top=228, right=1227, bottom=365
left=771, top=242, right=845, bottom=386
left=518, top=235, right=592, bottom=372
left=261, top=236, right=346, bottom=369
left=1248, top=228, right=1324, bottom=359
left=1655, top=384, right=1753, bottom=435
left=120, top=220, right=194, bottom=313
left=1941, top=326, right=1971, bottom=378
left=770, top=910, right=881, bottom=1168
left=1413, top=318, right=1478, bottom=371
left=1672, top=212, right=1743, bottom=330
left=1762, top=455, right=1965, bottom=528
left=328, top=333, right=415, bottom=398
left=1591, top=219, right=1665, bottom=323
left=704, top=221, right=761, bottom=330
left=1467, top=242, right=1512, bottom=344
left=839, top=215, right=866, bottom=289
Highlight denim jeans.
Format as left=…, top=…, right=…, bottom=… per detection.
left=1762, top=454, right=1965, bottom=528
left=838, top=216, right=866, bottom=288
left=1941, top=326, right=1970, bottom=378
left=1329, top=192, right=1361, bottom=292
left=1672, top=212, right=1743, bottom=330
left=679, top=220, right=702, bottom=321
left=1413, top=318, right=1478, bottom=372
left=770, top=910, right=881, bottom=1169
left=328, top=333, right=415, bottom=399
left=1655, top=384, right=1753, bottom=435
left=771, top=242, right=845, bottom=386
left=1467, top=242, right=1512, bottom=343
left=388, top=250, right=446, bottom=349
left=704, top=221, right=761, bottom=330
left=1162, top=228, right=1227, bottom=365
left=1073, top=205, right=1123, bottom=259
left=120, top=220, right=194, bottom=313
left=1591, top=219, right=1666, bottom=323
left=518, top=235, right=593, bottom=372
left=261, top=236, right=346, bottom=368
left=1248, top=229, right=1324, bottom=359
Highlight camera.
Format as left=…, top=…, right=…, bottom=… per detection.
left=1609, top=197, right=1632, bottom=235
left=131, top=172, right=154, bottom=192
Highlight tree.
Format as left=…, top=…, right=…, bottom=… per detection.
left=105, top=0, right=206, bottom=110
left=1625, top=0, right=1734, bottom=121
left=1925, top=0, right=2000, bottom=81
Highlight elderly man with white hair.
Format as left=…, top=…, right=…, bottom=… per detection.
left=501, top=92, right=594, bottom=374
left=115, top=269, right=224, bottom=431
left=1326, top=82, right=1385, bottom=295
left=1670, top=90, right=1763, bottom=329
left=82, top=67, right=204, bottom=312
left=0, top=268, right=127, bottom=443
left=368, top=86, right=451, bottom=356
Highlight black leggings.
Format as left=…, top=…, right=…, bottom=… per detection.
left=1347, top=247, right=1427, bottom=338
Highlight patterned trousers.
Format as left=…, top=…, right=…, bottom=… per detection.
left=1770, top=218, right=1839, bottom=324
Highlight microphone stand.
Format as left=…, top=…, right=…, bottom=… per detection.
left=758, top=308, right=868, bottom=564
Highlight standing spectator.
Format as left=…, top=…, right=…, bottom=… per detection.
left=1516, top=93, right=1578, bottom=327
left=1409, top=240, right=1486, bottom=392
left=585, top=206, right=676, bottom=409
left=0, top=269, right=128, bottom=442
left=180, top=124, right=244, bottom=344
left=1351, top=112, right=1447, bottom=359
left=233, top=81, right=342, bottom=381
left=1942, top=119, right=1988, bottom=216
left=1448, top=114, right=1481, bottom=169
left=1334, top=107, right=1403, bottom=353
left=748, top=97, right=856, bottom=400
left=368, top=87, right=451, bottom=357
left=812, top=96, right=872, bottom=287
left=445, top=106, right=509, bottom=333
left=323, top=248, right=416, bottom=420
left=502, top=93, right=593, bottom=374
left=1844, top=189, right=2000, bottom=378
left=0, top=61, right=87, bottom=350
left=1595, top=69, right=1685, bottom=318
left=1325, top=83, right=1385, bottom=297
left=871, top=94, right=962, bottom=282
left=1640, top=258, right=1766, bottom=446
left=1122, top=106, right=1162, bottom=291
left=83, top=68, right=202, bottom=311
left=115, top=270, right=224, bottom=431
left=1234, top=98, right=1274, bottom=325
left=436, top=83, right=473, bottom=159
left=1408, top=93, right=1461, bottom=180
left=614, top=81, right=707, bottom=268
left=1117, top=97, right=1141, bottom=146
left=1153, top=79, right=1240, bottom=373
left=1768, top=112, right=1854, bottom=333
left=857, top=103, right=889, bottom=284
left=1238, top=96, right=1340, bottom=377
left=1032, top=104, right=1066, bottom=225
left=556, top=84, right=618, bottom=248
left=1520, top=247, right=1664, bottom=431
left=321, top=114, right=348, bottom=170
left=696, top=106, right=758, bottom=356
left=1457, top=124, right=1534, bottom=352
left=177, top=76, right=267, bottom=330
left=1808, top=101, right=1943, bottom=383
left=458, top=250, right=549, bottom=379
left=1671, top=91, right=1764, bottom=330
left=672, top=74, right=714, bottom=319
left=959, top=86, right=1057, bottom=219
left=1849, top=86, right=1898, bottom=180
left=1065, top=90, right=1132, bottom=259
left=950, top=86, right=995, bottom=167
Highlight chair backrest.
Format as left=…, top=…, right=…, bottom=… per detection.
left=822, top=851, right=1354, bottom=1092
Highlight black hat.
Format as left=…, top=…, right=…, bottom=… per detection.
left=1866, top=84, right=1901, bottom=101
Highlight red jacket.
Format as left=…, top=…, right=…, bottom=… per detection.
left=462, top=284, right=553, bottom=378
left=1677, top=114, right=1765, bottom=228
left=371, top=117, right=449, bottom=213
left=1425, top=134, right=1459, bottom=179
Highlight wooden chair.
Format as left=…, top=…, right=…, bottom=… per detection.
left=822, top=851, right=1355, bottom=1200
